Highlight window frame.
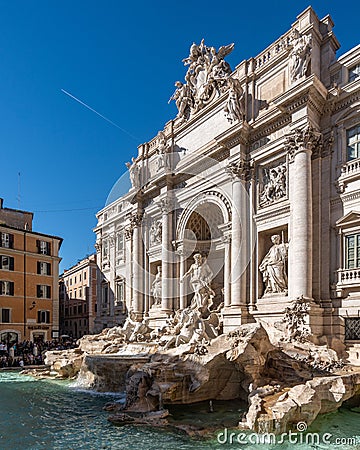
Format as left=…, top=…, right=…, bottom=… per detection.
left=349, top=63, right=360, bottom=83
left=346, top=124, right=360, bottom=161
left=37, top=310, right=50, bottom=324
left=0, top=233, right=13, bottom=249
left=1, top=308, right=11, bottom=323
left=0, top=255, right=14, bottom=271
left=37, top=261, right=51, bottom=276
left=0, top=281, right=14, bottom=296
left=36, top=284, right=51, bottom=299
left=37, top=240, right=51, bottom=256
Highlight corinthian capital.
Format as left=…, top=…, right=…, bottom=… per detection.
left=159, top=197, right=175, bottom=214
left=285, top=125, right=322, bottom=162
left=225, top=159, right=249, bottom=180
left=130, top=212, right=143, bottom=228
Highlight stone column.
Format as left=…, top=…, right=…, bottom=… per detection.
left=286, top=126, right=320, bottom=300
left=160, top=197, right=174, bottom=314
left=175, top=244, right=187, bottom=310
left=222, top=160, right=251, bottom=330
left=131, top=212, right=144, bottom=318
left=222, top=234, right=231, bottom=307
left=109, top=233, right=116, bottom=320
left=226, top=160, right=248, bottom=307
left=124, top=226, right=133, bottom=312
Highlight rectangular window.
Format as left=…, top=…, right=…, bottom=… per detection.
left=79, top=274, right=82, bottom=282
left=37, top=261, right=51, bottom=275
left=74, top=289, right=77, bottom=298
left=347, top=125, right=360, bottom=160
left=117, top=232, right=124, bottom=253
left=74, top=276, right=77, bottom=284
left=1, top=308, right=10, bottom=323
left=78, top=305, right=83, bottom=314
left=79, top=288, right=82, bottom=298
left=37, top=310, right=50, bottom=324
left=0, top=256, right=14, bottom=271
left=70, top=278, right=72, bottom=286
left=0, top=233, right=14, bottom=249
left=84, top=271, right=87, bottom=280
left=349, top=64, right=360, bottom=83
left=115, top=280, right=125, bottom=306
left=36, top=285, right=51, bottom=299
left=345, top=234, right=360, bottom=269
left=0, top=281, right=14, bottom=296
left=102, top=284, right=108, bottom=306
left=37, top=240, right=51, bottom=255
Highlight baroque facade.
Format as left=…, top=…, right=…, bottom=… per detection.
left=94, top=8, right=360, bottom=363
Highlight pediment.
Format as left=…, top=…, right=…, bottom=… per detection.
left=336, top=211, right=360, bottom=227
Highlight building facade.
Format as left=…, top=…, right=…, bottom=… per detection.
left=0, top=199, right=62, bottom=344
left=94, top=8, right=360, bottom=363
left=59, top=254, right=99, bottom=338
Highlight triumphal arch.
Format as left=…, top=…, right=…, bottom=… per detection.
left=94, top=8, right=360, bottom=362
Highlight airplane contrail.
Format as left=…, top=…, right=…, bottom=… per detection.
left=61, top=89, right=139, bottom=141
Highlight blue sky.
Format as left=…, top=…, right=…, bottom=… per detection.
left=0, top=1, right=359, bottom=272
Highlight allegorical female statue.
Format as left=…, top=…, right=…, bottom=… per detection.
left=151, top=266, right=162, bottom=306
left=259, top=234, right=288, bottom=294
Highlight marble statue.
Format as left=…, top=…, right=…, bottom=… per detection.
left=126, top=157, right=140, bottom=188
left=151, top=266, right=162, bottom=306
left=181, top=253, right=215, bottom=313
left=170, top=40, right=234, bottom=120
left=289, top=29, right=312, bottom=82
left=224, top=78, right=245, bottom=123
left=156, top=131, right=170, bottom=170
left=168, top=81, right=192, bottom=120
left=259, top=234, right=288, bottom=294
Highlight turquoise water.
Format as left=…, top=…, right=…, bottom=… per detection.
left=0, top=371, right=360, bottom=450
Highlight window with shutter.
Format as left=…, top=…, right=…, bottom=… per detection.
left=1, top=233, right=12, bottom=248
left=0, top=281, right=14, bottom=296
left=1, top=256, right=14, bottom=271
left=39, top=241, right=51, bottom=255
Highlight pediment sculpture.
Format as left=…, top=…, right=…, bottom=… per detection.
left=169, top=40, right=243, bottom=122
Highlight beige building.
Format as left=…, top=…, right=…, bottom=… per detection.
left=59, top=254, right=99, bottom=338
left=94, top=8, right=360, bottom=363
left=0, top=198, right=62, bottom=344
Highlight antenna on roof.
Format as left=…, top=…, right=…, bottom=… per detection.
left=17, top=172, right=21, bottom=209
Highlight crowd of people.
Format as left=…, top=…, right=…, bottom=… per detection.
left=0, top=339, right=76, bottom=368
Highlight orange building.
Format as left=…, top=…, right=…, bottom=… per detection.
left=0, top=199, right=62, bottom=345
